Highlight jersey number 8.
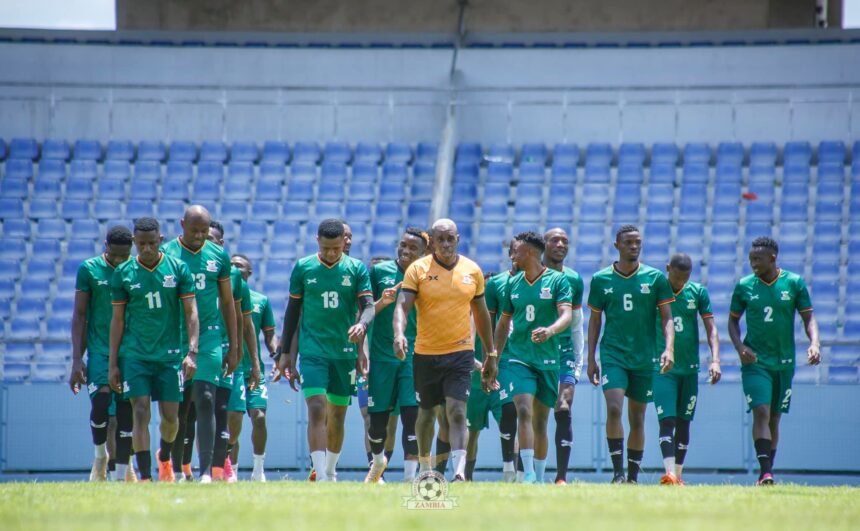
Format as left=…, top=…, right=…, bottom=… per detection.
left=525, top=304, right=535, bottom=322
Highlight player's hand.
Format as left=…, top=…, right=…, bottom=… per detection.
left=69, top=360, right=86, bottom=394
left=531, top=327, right=554, bottom=344
left=587, top=361, right=600, bottom=387
left=708, top=362, right=721, bottom=384
left=660, top=350, right=674, bottom=374
left=738, top=346, right=757, bottom=365
left=272, top=354, right=288, bottom=383
left=288, top=365, right=301, bottom=392
left=182, top=352, right=197, bottom=381
left=224, top=346, right=240, bottom=375
left=473, top=359, right=483, bottom=372
left=109, top=364, right=122, bottom=394
left=807, top=344, right=821, bottom=366
left=480, top=357, right=500, bottom=394
left=356, top=349, right=369, bottom=378
left=248, top=365, right=261, bottom=391
left=381, top=283, right=401, bottom=305
left=393, top=334, right=408, bottom=361
left=348, top=324, right=367, bottom=344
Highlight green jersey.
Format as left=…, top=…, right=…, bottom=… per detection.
left=369, top=260, right=417, bottom=362
left=223, top=267, right=252, bottom=346
left=656, top=282, right=713, bottom=375
left=730, top=269, right=813, bottom=371
left=557, top=266, right=584, bottom=345
left=289, top=253, right=372, bottom=360
left=76, top=253, right=127, bottom=357
left=161, top=238, right=232, bottom=334
left=111, top=254, right=195, bottom=362
left=242, top=290, right=276, bottom=373
left=500, top=268, right=573, bottom=370
left=587, top=263, right=675, bottom=371
left=473, top=272, right=510, bottom=386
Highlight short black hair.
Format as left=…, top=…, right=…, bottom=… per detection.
left=669, top=253, right=693, bottom=271
left=507, top=239, right=515, bottom=256
left=751, top=236, right=779, bottom=255
left=232, top=253, right=251, bottom=264
left=209, top=220, right=225, bottom=236
left=615, top=224, right=640, bottom=242
left=134, top=217, right=160, bottom=233
left=514, top=231, right=546, bottom=254
left=404, top=227, right=428, bottom=247
left=318, top=218, right=345, bottom=239
left=106, top=225, right=133, bottom=246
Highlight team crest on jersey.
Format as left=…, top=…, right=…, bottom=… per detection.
left=342, top=275, right=352, bottom=286
left=640, top=283, right=651, bottom=294
left=462, top=275, right=474, bottom=285
left=781, top=291, right=790, bottom=301
left=540, top=287, right=552, bottom=299
left=687, top=299, right=696, bottom=309
left=206, top=260, right=218, bottom=272
left=163, top=275, right=176, bottom=288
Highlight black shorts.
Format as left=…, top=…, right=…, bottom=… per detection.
left=412, top=350, right=473, bottom=409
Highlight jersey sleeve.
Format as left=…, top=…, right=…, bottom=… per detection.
left=484, top=276, right=498, bottom=314
left=110, top=267, right=128, bottom=304
left=218, top=247, right=233, bottom=281
left=698, top=285, right=714, bottom=318
left=231, top=269, right=243, bottom=301
left=655, top=273, right=675, bottom=306
left=795, top=277, right=813, bottom=313
left=586, top=276, right=604, bottom=312
left=729, top=282, right=746, bottom=317
left=75, top=262, right=92, bottom=292
left=355, top=262, right=372, bottom=298
left=401, top=263, right=420, bottom=294
left=370, top=265, right=381, bottom=299
left=288, top=262, right=304, bottom=299
left=473, top=264, right=485, bottom=298
left=241, top=279, right=252, bottom=314
left=570, top=273, right=584, bottom=309
left=555, top=275, right=573, bottom=306
left=261, top=298, right=276, bottom=330
left=177, top=261, right=196, bottom=298
left=500, top=276, right=514, bottom=316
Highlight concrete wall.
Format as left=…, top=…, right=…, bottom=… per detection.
left=117, top=0, right=820, bottom=32
left=3, top=382, right=858, bottom=472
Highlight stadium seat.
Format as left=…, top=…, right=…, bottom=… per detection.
left=410, top=181, right=433, bottom=201
left=382, top=162, right=408, bottom=183
left=2, top=219, right=30, bottom=240
left=70, top=219, right=99, bottom=240
left=780, top=182, right=809, bottom=222
left=584, top=162, right=610, bottom=183
left=322, top=141, right=351, bottom=164
left=618, top=143, right=645, bottom=166
left=649, top=162, right=676, bottom=184
left=272, top=220, right=300, bottom=240
left=487, top=162, right=514, bottom=183
left=815, top=180, right=844, bottom=221
left=231, top=141, right=259, bottom=163
left=407, top=202, right=431, bottom=226
left=1, top=177, right=28, bottom=199
left=749, top=142, right=777, bottom=168
left=784, top=141, right=811, bottom=168
left=379, top=182, right=405, bottom=202
left=375, top=202, right=402, bottom=222
left=0, top=197, right=24, bottom=219
left=830, top=345, right=860, bottom=365
left=61, top=199, right=89, bottom=220
left=487, top=143, right=515, bottom=164
left=32, top=362, right=67, bottom=383
left=521, top=143, right=548, bottom=165
left=294, top=142, right=321, bottom=164
left=449, top=202, right=475, bottom=223
left=517, top=183, right=543, bottom=204
left=645, top=184, right=673, bottom=222
left=682, top=162, right=709, bottom=184
left=223, top=175, right=252, bottom=201
left=261, top=141, right=290, bottom=164
left=3, top=363, right=30, bottom=382
left=5, top=159, right=33, bottom=180
left=550, top=162, right=577, bottom=183
left=36, top=159, right=65, bottom=184
left=585, top=143, right=613, bottom=167
left=818, top=140, right=846, bottom=165
left=550, top=143, right=579, bottom=166
left=286, top=180, right=314, bottom=202
left=617, top=163, right=643, bottom=183
left=8, top=317, right=40, bottom=340
left=197, top=160, right=223, bottom=181
left=353, top=161, right=379, bottom=183
left=199, top=141, right=227, bottom=163
left=169, top=140, right=197, bottom=162
left=321, top=162, right=347, bottom=184
left=237, top=220, right=267, bottom=242
left=0, top=138, right=7, bottom=161
left=9, top=138, right=39, bottom=160
left=683, top=143, right=711, bottom=165
left=416, top=142, right=438, bottom=162
left=29, top=199, right=58, bottom=219
left=105, top=140, right=133, bottom=161
left=97, top=178, right=126, bottom=200
left=138, top=140, right=166, bottom=162
left=259, top=161, right=286, bottom=184
left=315, top=201, right=342, bottom=219
left=220, top=200, right=247, bottom=222
left=192, top=176, right=221, bottom=200
left=345, top=202, right=372, bottom=222
left=36, top=219, right=65, bottom=240
left=132, top=160, right=161, bottom=182
left=0, top=238, right=26, bottom=261
left=716, top=142, right=744, bottom=167
left=4, top=344, right=32, bottom=363
left=41, top=139, right=70, bottom=160
left=651, top=143, right=679, bottom=166
left=126, top=200, right=153, bottom=219
left=253, top=201, right=283, bottom=222
left=357, top=142, right=385, bottom=164
left=456, top=143, right=483, bottom=165
left=289, top=162, right=315, bottom=182
left=161, top=178, right=189, bottom=201
left=235, top=240, right=264, bottom=261
left=828, top=366, right=859, bottom=384
left=73, top=139, right=102, bottom=161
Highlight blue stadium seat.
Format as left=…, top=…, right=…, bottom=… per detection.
left=3, top=362, right=30, bottom=382
left=37, top=159, right=66, bottom=183
left=138, top=140, right=166, bottom=162
left=546, top=199, right=573, bottom=224
left=551, top=143, right=579, bottom=166
left=478, top=223, right=506, bottom=243
left=29, top=199, right=58, bottom=219
left=196, top=161, right=223, bottom=181
left=749, top=142, right=777, bottom=168
left=32, top=362, right=67, bottom=383
left=61, top=199, right=89, bottom=220
left=73, top=139, right=101, bottom=161
left=456, top=143, right=483, bottom=165
left=382, top=162, right=408, bottom=183
left=192, top=177, right=221, bottom=200
left=618, top=143, right=645, bottom=166
left=345, top=181, right=373, bottom=202
left=645, top=184, right=673, bottom=222
left=828, top=366, right=859, bottom=384
left=199, top=141, right=227, bottom=163
left=483, top=183, right=509, bottom=204
left=780, top=182, right=809, bottom=222
left=521, top=143, right=548, bottom=165
left=262, top=141, right=290, bottom=164
left=617, top=163, right=643, bottom=183
left=716, top=142, right=744, bottom=167
left=575, top=240, right=603, bottom=262
left=0, top=138, right=7, bottom=161
left=518, top=162, right=545, bottom=183
left=375, top=202, right=402, bottom=222
left=0, top=278, right=14, bottom=299
left=407, top=202, right=431, bottom=226
left=379, top=182, right=405, bottom=201
left=0, top=238, right=26, bottom=261
left=487, top=162, right=513, bottom=183
left=20, top=276, right=51, bottom=299
left=781, top=164, right=809, bottom=184
left=818, top=140, right=846, bottom=165
left=778, top=239, right=806, bottom=263
left=517, top=183, right=543, bottom=204
left=649, top=161, right=678, bottom=185
left=579, top=201, right=607, bottom=223
left=715, top=163, right=742, bottom=184
left=272, top=220, right=300, bottom=239
left=253, top=201, right=283, bottom=222
left=64, top=176, right=92, bottom=200
left=584, top=162, right=610, bottom=183
left=36, top=219, right=65, bottom=240
left=105, top=140, right=133, bottom=161
left=16, top=296, right=48, bottom=319
left=321, top=162, right=347, bottom=184
left=317, top=183, right=344, bottom=203
left=2, top=219, right=30, bottom=240
left=585, top=143, right=613, bottom=166
left=357, top=142, right=384, bottom=164
left=9, top=138, right=39, bottom=160
left=487, top=143, right=515, bottom=164
left=344, top=202, right=372, bottom=222
left=41, top=339, right=69, bottom=357
left=651, top=143, right=679, bottom=166
left=683, top=143, right=711, bottom=165
left=352, top=161, right=379, bottom=183
left=513, top=202, right=540, bottom=222
left=709, top=239, right=737, bottom=262
left=550, top=162, right=577, bottom=183
left=231, top=141, right=259, bottom=163
left=238, top=220, right=268, bottom=242
left=169, top=140, right=197, bottom=162
left=224, top=173, right=252, bottom=201
left=813, top=221, right=841, bottom=243
left=481, top=202, right=508, bottom=223
left=548, top=182, right=575, bottom=203
left=4, top=344, right=33, bottom=363
left=5, top=159, right=33, bottom=180
left=818, top=162, right=845, bottom=183
left=410, top=181, right=433, bottom=201
left=286, top=180, right=314, bottom=202
left=97, top=178, right=126, bottom=200
left=452, top=161, right=479, bottom=184
left=70, top=219, right=99, bottom=240
left=682, top=162, right=709, bottom=184
left=41, top=139, right=70, bottom=161
left=712, top=183, right=740, bottom=222
left=784, top=141, right=811, bottom=168
left=449, top=202, right=475, bottom=223
left=288, top=163, right=315, bottom=183
left=416, top=142, right=438, bottom=162
left=126, top=200, right=153, bottom=219
left=830, top=345, right=860, bottom=365
left=100, top=160, right=130, bottom=182
left=259, top=161, right=286, bottom=183
left=161, top=178, right=189, bottom=201
left=323, top=141, right=351, bottom=164
left=476, top=240, right=505, bottom=262
left=0, top=197, right=24, bottom=219
left=66, top=238, right=98, bottom=261
left=815, top=180, right=844, bottom=221
left=263, top=277, right=290, bottom=299
left=1, top=177, right=28, bottom=199
left=644, top=222, right=670, bottom=244
left=315, top=201, right=342, bottom=219
left=294, top=142, right=321, bottom=164
left=676, top=222, right=703, bottom=248
left=220, top=200, right=247, bottom=222
left=745, top=197, right=773, bottom=223
left=613, top=183, right=640, bottom=212
left=235, top=240, right=264, bottom=261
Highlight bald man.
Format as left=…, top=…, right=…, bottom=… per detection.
left=162, top=205, right=239, bottom=483
left=394, top=218, right=498, bottom=481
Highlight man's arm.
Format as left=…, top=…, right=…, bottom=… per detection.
left=531, top=305, right=573, bottom=344
left=181, top=296, right=200, bottom=381
left=728, top=313, right=756, bottom=364
left=801, top=311, right=820, bottom=365
left=587, top=311, right=602, bottom=386
left=571, top=308, right=585, bottom=380
left=234, top=299, right=244, bottom=362
left=472, top=296, right=498, bottom=392
left=493, top=312, right=511, bottom=358
left=393, top=290, right=416, bottom=360
left=262, top=329, right=277, bottom=357
left=274, top=298, right=302, bottom=382
left=217, top=279, right=238, bottom=372
left=108, top=304, right=126, bottom=393
left=374, top=283, right=401, bottom=314
left=244, top=313, right=260, bottom=389
left=703, top=316, right=721, bottom=383
left=69, top=290, right=90, bottom=393
left=349, top=295, right=375, bottom=343
left=658, top=303, right=675, bottom=373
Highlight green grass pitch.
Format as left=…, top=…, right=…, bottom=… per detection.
left=0, top=482, right=857, bottom=530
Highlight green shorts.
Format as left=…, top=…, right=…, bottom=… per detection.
left=86, top=351, right=110, bottom=393
left=466, top=384, right=502, bottom=431
left=601, top=364, right=655, bottom=403
left=246, top=377, right=268, bottom=411
left=368, top=359, right=417, bottom=413
left=653, top=372, right=699, bottom=420
left=120, top=357, right=184, bottom=403
left=227, top=370, right=246, bottom=412
left=499, top=360, right=558, bottom=409
left=299, top=355, right=356, bottom=406
left=191, top=329, right=224, bottom=386
left=742, top=364, right=793, bottom=414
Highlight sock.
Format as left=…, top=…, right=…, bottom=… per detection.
left=451, top=449, right=467, bottom=478
left=675, top=419, right=690, bottom=474
left=136, top=451, right=152, bottom=480
left=499, top=403, right=518, bottom=463
left=517, top=453, right=524, bottom=472
left=554, top=409, right=572, bottom=482
left=212, top=386, right=231, bottom=468
left=608, top=438, right=624, bottom=476
left=384, top=449, right=394, bottom=463
left=94, top=443, right=107, bottom=459
left=183, top=403, right=197, bottom=468
left=368, top=412, right=389, bottom=456
left=115, top=463, right=128, bottom=481
left=159, top=439, right=174, bottom=462
left=535, top=459, right=547, bottom=483
left=627, top=448, right=643, bottom=482
left=172, top=386, right=194, bottom=472
left=770, top=448, right=777, bottom=469
left=754, top=438, right=773, bottom=477
left=90, top=392, right=111, bottom=446
left=419, top=456, right=432, bottom=472
left=503, top=461, right=515, bottom=473
left=521, top=449, right=535, bottom=475
left=253, top=454, right=265, bottom=474
left=226, top=443, right=235, bottom=462
left=114, top=399, right=134, bottom=467
left=465, top=459, right=477, bottom=481
left=193, top=381, right=217, bottom=475
left=366, top=452, right=373, bottom=465
left=310, top=451, right=327, bottom=480
left=659, top=417, right=677, bottom=475
left=108, top=459, right=116, bottom=473
left=325, top=450, right=340, bottom=479
left=434, top=438, right=450, bottom=474
left=404, top=459, right=418, bottom=481
left=400, top=406, right=418, bottom=457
